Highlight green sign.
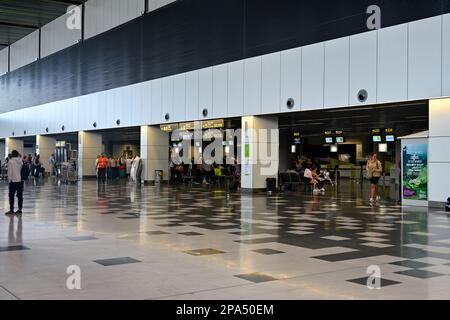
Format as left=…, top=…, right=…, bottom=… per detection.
left=245, top=144, right=250, bottom=159
left=403, top=143, right=428, bottom=201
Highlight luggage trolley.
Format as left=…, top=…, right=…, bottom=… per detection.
left=60, top=161, right=78, bottom=184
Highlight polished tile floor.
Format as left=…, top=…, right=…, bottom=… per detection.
left=0, top=178, right=449, bottom=300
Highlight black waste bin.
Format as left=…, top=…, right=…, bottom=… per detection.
left=266, top=178, right=276, bottom=193
left=446, top=197, right=450, bottom=212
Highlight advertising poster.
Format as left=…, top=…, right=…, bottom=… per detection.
left=402, top=143, right=428, bottom=201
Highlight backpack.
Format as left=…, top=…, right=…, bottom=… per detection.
left=21, top=164, right=30, bottom=180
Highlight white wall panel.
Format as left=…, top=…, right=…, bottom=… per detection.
left=199, top=67, right=213, bottom=119
left=280, top=47, right=301, bottom=112
left=227, top=60, right=244, bottom=117
left=349, top=31, right=377, bottom=105
left=0, top=47, right=8, bottom=75
left=429, top=163, right=450, bottom=202
left=185, top=71, right=199, bottom=120
left=324, top=37, right=349, bottom=108
left=96, top=90, right=107, bottom=129
left=10, top=30, right=39, bottom=71
left=148, top=0, right=176, bottom=12
left=173, top=73, right=186, bottom=122
left=443, top=14, right=450, bottom=97
left=213, top=64, right=228, bottom=118
left=151, top=79, right=162, bottom=125
left=118, top=86, right=132, bottom=126
left=429, top=137, right=450, bottom=162
left=408, top=16, right=442, bottom=100
left=41, top=6, right=82, bottom=58
left=85, top=0, right=144, bottom=39
left=377, top=24, right=408, bottom=103
left=243, top=56, right=262, bottom=115
left=261, top=53, right=281, bottom=114
left=162, top=76, right=174, bottom=123
left=301, top=43, right=324, bottom=110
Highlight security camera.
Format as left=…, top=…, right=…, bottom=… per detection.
left=286, top=98, right=295, bottom=109
left=357, top=89, right=368, bottom=103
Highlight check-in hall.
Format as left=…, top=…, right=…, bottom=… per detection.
left=277, top=101, right=429, bottom=202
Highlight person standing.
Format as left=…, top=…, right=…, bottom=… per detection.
left=5, top=150, right=24, bottom=216
left=366, top=152, right=383, bottom=203
left=48, top=153, right=56, bottom=176
left=34, top=154, right=42, bottom=178
left=97, top=154, right=108, bottom=183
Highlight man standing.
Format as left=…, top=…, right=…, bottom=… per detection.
left=5, top=150, right=24, bottom=216
left=48, top=153, right=56, bottom=176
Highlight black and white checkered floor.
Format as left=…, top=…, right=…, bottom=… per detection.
left=0, top=179, right=449, bottom=300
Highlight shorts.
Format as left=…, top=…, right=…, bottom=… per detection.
left=370, top=177, right=380, bottom=185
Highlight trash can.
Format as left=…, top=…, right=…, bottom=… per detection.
left=266, top=178, right=276, bottom=193
left=446, top=197, right=450, bottom=212
left=154, top=170, right=163, bottom=185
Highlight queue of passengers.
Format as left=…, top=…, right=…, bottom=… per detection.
left=95, top=154, right=132, bottom=182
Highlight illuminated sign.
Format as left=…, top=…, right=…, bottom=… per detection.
left=385, top=128, right=395, bottom=134
left=179, top=122, right=196, bottom=130
left=324, top=130, right=333, bottom=136
left=335, top=130, right=344, bottom=135
left=372, top=128, right=381, bottom=134
left=202, top=119, right=224, bottom=129
left=160, top=123, right=179, bottom=132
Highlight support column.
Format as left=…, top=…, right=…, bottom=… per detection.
left=5, top=137, right=24, bottom=158
left=36, top=135, right=56, bottom=173
left=78, top=131, right=102, bottom=178
left=141, top=125, right=169, bottom=183
left=429, top=98, right=450, bottom=206
left=0, top=141, right=5, bottom=161
left=241, top=116, right=279, bottom=190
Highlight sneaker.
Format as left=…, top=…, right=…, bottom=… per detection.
left=320, top=188, right=325, bottom=192
left=15, top=210, right=22, bottom=216
left=313, top=189, right=321, bottom=193
left=376, top=196, right=381, bottom=201
left=369, top=198, right=374, bottom=203
left=5, top=211, right=14, bottom=216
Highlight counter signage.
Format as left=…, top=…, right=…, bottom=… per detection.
left=202, top=119, right=224, bottom=129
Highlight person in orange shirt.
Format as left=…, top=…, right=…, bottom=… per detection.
left=96, top=153, right=108, bottom=183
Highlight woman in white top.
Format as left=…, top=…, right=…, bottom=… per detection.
left=303, top=165, right=318, bottom=191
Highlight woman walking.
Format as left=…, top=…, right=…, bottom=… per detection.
left=366, top=152, right=383, bottom=203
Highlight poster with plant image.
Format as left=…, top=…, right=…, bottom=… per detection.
left=402, top=143, right=428, bottom=201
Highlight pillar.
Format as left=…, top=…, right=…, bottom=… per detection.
left=0, top=140, right=5, bottom=161
left=241, top=116, right=279, bottom=190
left=36, top=135, right=56, bottom=173
left=429, top=98, right=450, bottom=206
left=5, top=137, right=24, bottom=158
left=140, top=125, right=169, bottom=182
left=78, top=131, right=102, bottom=178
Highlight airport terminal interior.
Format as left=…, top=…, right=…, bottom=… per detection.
left=1, top=0, right=450, bottom=301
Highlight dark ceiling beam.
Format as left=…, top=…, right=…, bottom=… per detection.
left=0, top=21, right=39, bottom=29
left=46, top=0, right=83, bottom=5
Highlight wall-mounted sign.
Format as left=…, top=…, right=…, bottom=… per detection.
left=292, top=132, right=301, bottom=145
left=403, top=143, right=428, bottom=201
left=372, top=128, right=381, bottom=134
left=335, top=130, right=344, bottom=135
left=179, top=122, right=195, bottom=130
left=384, top=128, right=395, bottom=134
left=202, top=119, right=224, bottom=129
left=160, top=123, right=179, bottom=132
left=324, top=130, right=333, bottom=136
